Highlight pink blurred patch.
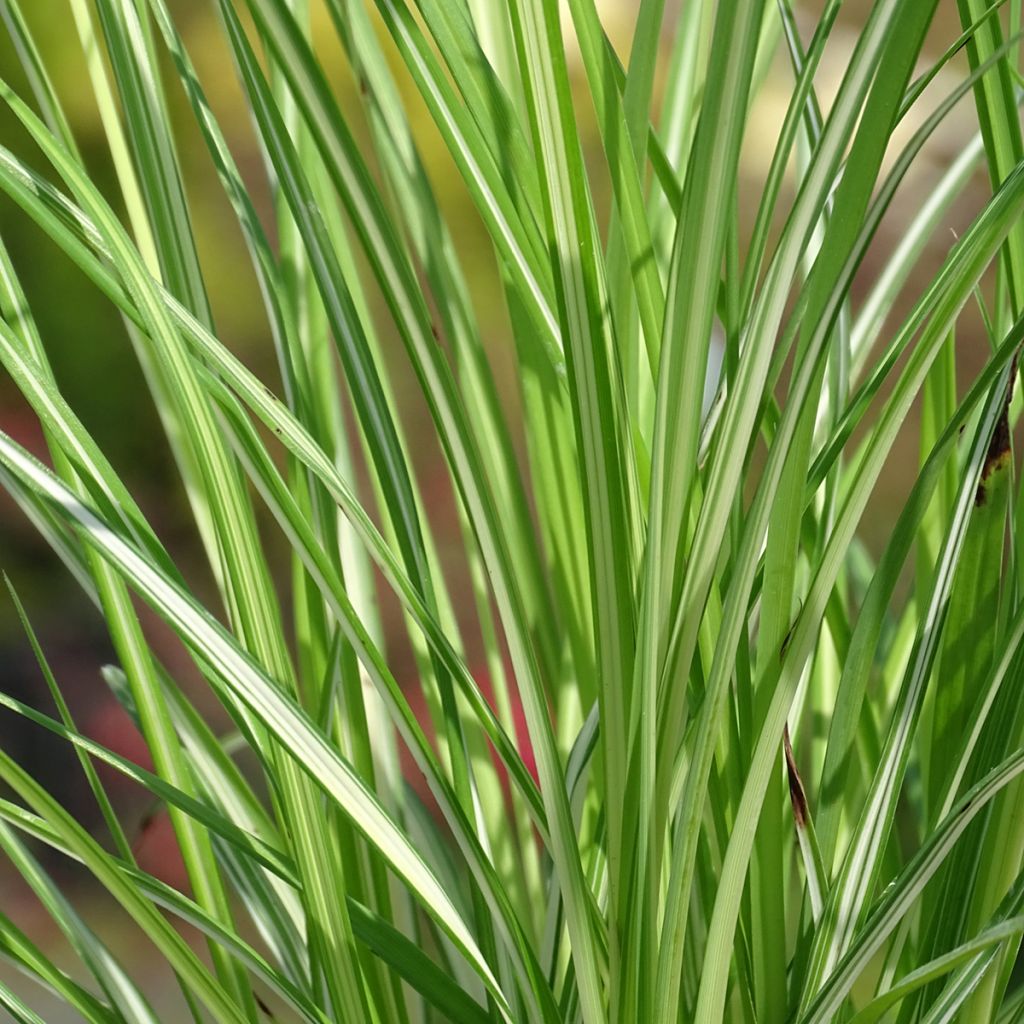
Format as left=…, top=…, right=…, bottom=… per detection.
left=84, top=699, right=153, bottom=779
left=397, top=666, right=539, bottom=829
left=84, top=699, right=189, bottom=889
left=132, top=810, right=189, bottom=889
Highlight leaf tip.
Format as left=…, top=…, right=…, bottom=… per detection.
left=784, top=725, right=808, bottom=830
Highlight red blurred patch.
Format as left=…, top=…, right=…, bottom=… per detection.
left=131, top=809, right=188, bottom=889
left=85, top=700, right=188, bottom=889
left=397, top=666, right=539, bottom=824
left=84, top=699, right=153, bottom=778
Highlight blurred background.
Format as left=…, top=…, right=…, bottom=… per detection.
left=0, top=0, right=1005, bottom=1016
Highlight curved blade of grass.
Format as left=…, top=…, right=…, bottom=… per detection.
left=654, top=0, right=901, bottom=820
left=0, top=0, right=79, bottom=154
left=210, top=371, right=568, bottom=1013
left=0, top=685, right=297, bottom=885
left=3, top=174, right=547, bottom=857
left=505, top=0, right=646, bottom=1016
left=678, top=161, right=1024, bottom=1024
left=221, top=9, right=606, bottom=1014
left=0, top=982, right=47, bottom=1024
left=0, top=818, right=161, bottom=1024
left=0, top=146, right=548, bottom=835
left=653, top=8, right=975, bottom=1016
left=0, top=803, right=332, bottom=1024
left=750, top=9, right=936, bottom=1016
left=0, top=430, right=517, bottom=1019
left=0, top=177, right=258, bottom=1023
left=0, top=789, right=490, bottom=1024
left=0, top=748, right=249, bottom=1024
left=798, top=747, right=1024, bottom=1023
left=800, top=353, right=1013, bottom=1006
left=243, top=0, right=562, bottom=367
left=92, top=0, right=212, bottom=326
left=0, top=910, right=119, bottom=1024
left=847, top=916, right=1024, bottom=1024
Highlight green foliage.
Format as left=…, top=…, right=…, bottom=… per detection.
left=1, top=0, right=1024, bottom=1021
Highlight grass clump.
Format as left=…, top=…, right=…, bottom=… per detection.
left=1, top=0, right=1024, bottom=1022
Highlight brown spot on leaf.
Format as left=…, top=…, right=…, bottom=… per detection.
left=976, top=363, right=1015, bottom=506
left=784, top=725, right=808, bottom=830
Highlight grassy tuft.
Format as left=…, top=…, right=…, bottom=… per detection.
left=1, top=0, right=1024, bottom=1021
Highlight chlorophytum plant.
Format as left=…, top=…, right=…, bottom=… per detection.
left=1, top=0, right=1024, bottom=1022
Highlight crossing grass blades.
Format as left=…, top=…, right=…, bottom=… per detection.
left=2, top=0, right=1024, bottom=1021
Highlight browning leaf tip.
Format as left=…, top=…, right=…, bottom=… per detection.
left=784, top=725, right=808, bottom=830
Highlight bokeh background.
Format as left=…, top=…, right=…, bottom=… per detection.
left=0, top=0, right=1006, bottom=1017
